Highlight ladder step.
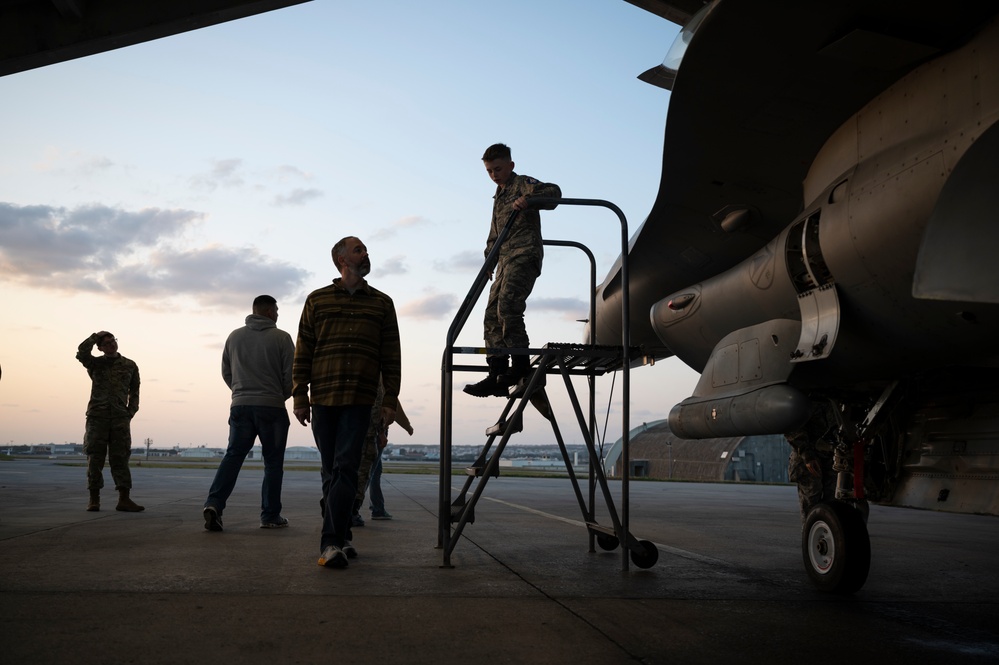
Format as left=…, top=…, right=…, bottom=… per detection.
left=586, top=522, right=622, bottom=551
left=586, top=522, right=615, bottom=536
left=485, top=412, right=523, bottom=436
left=450, top=499, right=475, bottom=524
left=465, top=465, right=499, bottom=477
left=528, top=391, right=552, bottom=419
left=507, top=368, right=545, bottom=398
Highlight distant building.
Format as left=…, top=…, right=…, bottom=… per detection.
left=500, top=457, right=566, bottom=471
left=141, top=448, right=178, bottom=457
left=178, top=446, right=223, bottom=459
left=390, top=447, right=429, bottom=461
left=285, top=446, right=319, bottom=461
left=603, top=419, right=790, bottom=483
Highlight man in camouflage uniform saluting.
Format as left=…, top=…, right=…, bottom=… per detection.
left=464, top=143, right=561, bottom=397
left=76, top=331, right=144, bottom=512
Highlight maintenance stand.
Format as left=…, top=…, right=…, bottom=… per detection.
left=438, top=198, right=660, bottom=571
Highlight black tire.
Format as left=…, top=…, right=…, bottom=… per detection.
left=630, top=539, right=659, bottom=569
left=802, top=500, right=871, bottom=594
left=596, top=533, right=619, bottom=551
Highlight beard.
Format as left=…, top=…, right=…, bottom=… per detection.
left=356, top=259, right=371, bottom=277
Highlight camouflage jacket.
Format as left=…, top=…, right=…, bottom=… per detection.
left=76, top=334, right=140, bottom=419
left=365, top=378, right=414, bottom=441
left=485, top=173, right=561, bottom=267
left=786, top=399, right=839, bottom=469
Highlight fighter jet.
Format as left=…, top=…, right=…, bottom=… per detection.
left=594, top=0, right=999, bottom=592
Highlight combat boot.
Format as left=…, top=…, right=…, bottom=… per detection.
left=498, top=355, right=531, bottom=388
left=116, top=489, right=145, bottom=512
left=463, top=356, right=509, bottom=398
left=86, top=489, right=100, bottom=512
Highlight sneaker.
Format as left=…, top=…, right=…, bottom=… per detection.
left=351, top=513, right=365, bottom=527
left=371, top=511, right=393, bottom=520
left=342, top=540, right=358, bottom=559
left=260, top=516, right=289, bottom=529
left=203, top=506, right=223, bottom=532
left=318, top=545, right=348, bottom=568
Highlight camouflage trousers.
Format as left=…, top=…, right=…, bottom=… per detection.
left=355, top=432, right=379, bottom=507
left=788, top=447, right=836, bottom=523
left=483, top=255, right=541, bottom=353
left=84, top=416, right=133, bottom=491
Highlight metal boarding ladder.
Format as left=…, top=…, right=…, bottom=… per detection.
left=438, top=198, right=659, bottom=570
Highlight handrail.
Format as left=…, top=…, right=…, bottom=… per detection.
left=439, top=210, right=519, bottom=550
left=532, top=198, right=631, bottom=570
left=543, top=239, right=598, bottom=533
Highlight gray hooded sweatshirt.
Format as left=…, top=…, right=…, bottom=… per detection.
left=222, top=314, right=295, bottom=409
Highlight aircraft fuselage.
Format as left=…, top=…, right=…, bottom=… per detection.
left=653, top=16, right=999, bottom=390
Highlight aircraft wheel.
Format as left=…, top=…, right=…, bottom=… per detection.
left=802, top=500, right=871, bottom=594
left=596, top=534, right=619, bottom=551
left=630, top=540, right=659, bottom=569
left=856, top=498, right=870, bottom=524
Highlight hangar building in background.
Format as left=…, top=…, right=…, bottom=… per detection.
left=602, top=419, right=791, bottom=483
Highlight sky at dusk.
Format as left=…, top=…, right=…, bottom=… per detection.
left=0, top=0, right=700, bottom=450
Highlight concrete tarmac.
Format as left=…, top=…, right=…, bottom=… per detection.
left=2, top=458, right=998, bottom=664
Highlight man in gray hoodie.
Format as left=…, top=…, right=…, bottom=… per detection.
left=203, top=295, right=295, bottom=531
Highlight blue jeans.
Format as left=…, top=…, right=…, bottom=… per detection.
left=205, top=405, right=290, bottom=521
left=369, top=452, right=386, bottom=514
left=312, top=404, right=370, bottom=549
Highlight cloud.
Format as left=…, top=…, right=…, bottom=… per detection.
left=190, top=160, right=322, bottom=206
left=0, top=202, right=197, bottom=278
left=371, top=215, right=431, bottom=241
left=530, top=296, right=590, bottom=320
left=379, top=254, right=407, bottom=276
left=272, top=187, right=323, bottom=207
left=105, top=245, right=311, bottom=306
left=32, top=147, right=115, bottom=177
left=399, top=292, right=459, bottom=320
left=274, top=165, right=313, bottom=182
left=433, top=249, right=484, bottom=273
left=0, top=201, right=310, bottom=307
left=189, top=158, right=244, bottom=191
left=396, top=215, right=430, bottom=229
left=79, top=156, right=115, bottom=176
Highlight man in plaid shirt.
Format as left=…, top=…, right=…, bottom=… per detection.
left=293, top=236, right=402, bottom=569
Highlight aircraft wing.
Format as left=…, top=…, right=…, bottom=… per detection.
left=596, top=0, right=999, bottom=355
left=0, top=0, right=312, bottom=78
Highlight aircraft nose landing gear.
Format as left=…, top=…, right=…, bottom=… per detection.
left=802, top=500, right=871, bottom=593
left=807, top=520, right=833, bottom=572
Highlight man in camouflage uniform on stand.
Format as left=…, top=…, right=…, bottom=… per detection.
left=785, top=399, right=840, bottom=524
left=464, top=143, right=561, bottom=398
left=76, top=331, right=144, bottom=512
